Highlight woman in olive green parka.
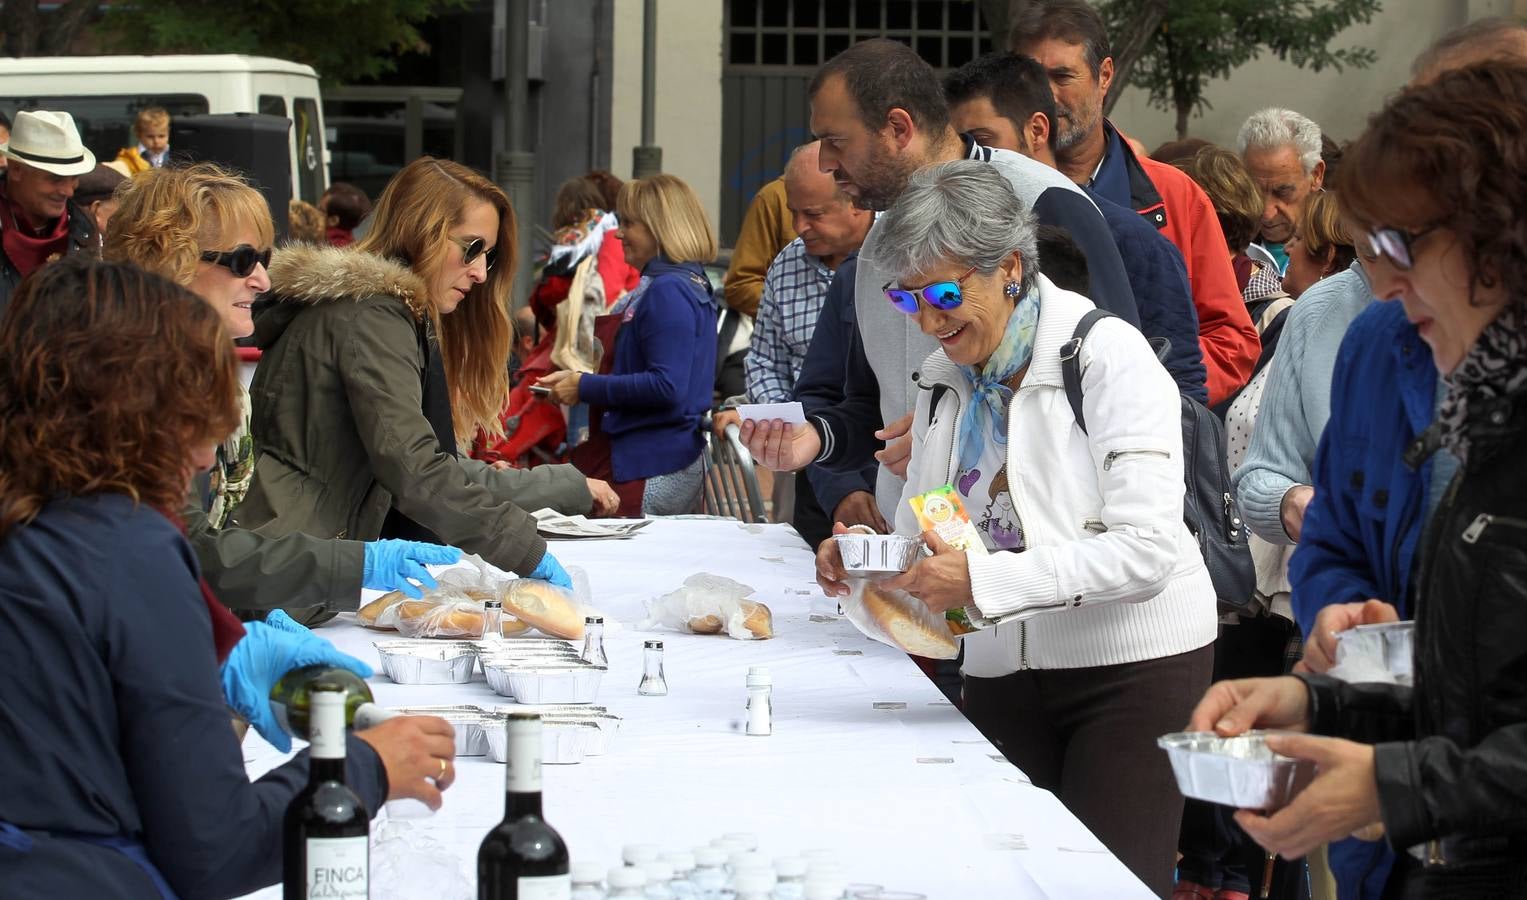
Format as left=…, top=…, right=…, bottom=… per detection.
left=235, top=158, right=615, bottom=585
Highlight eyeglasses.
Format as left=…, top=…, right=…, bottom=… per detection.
left=883, top=265, right=978, bottom=315
left=199, top=245, right=272, bottom=278
left=450, top=236, right=498, bottom=272
left=1364, top=225, right=1437, bottom=271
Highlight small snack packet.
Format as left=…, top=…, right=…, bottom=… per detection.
left=909, top=484, right=988, bottom=634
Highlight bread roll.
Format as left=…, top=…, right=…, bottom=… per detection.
left=505, top=580, right=585, bottom=639
left=502, top=615, right=532, bottom=637
left=860, top=584, right=958, bottom=658
left=688, top=614, right=724, bottom=634
left=357, top=591, right=406, bottom=629
left=737, top=600, right=773, bottom=640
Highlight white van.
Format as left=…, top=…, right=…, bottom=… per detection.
left=0, top=54, right=327, bottom=203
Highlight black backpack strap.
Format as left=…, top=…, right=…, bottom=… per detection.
left=1059, top=309, right=1117, bottom=435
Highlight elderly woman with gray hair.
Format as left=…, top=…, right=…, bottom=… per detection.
left=815, top=160, right=1218, bottom=895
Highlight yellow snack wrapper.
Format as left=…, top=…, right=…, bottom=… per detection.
left=909, top=485, right=988, bottom=634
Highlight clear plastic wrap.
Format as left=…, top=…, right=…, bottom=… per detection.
left=370, top=820, right=471, bottom=899
left=840, top=580, right=958, bottom=659
left=357, top=555, right=600, bottom=639
left=640, top=573, right=774, bottom=640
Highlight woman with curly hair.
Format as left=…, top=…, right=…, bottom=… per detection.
left=105, top=163, right=460, bottom=626
left=0, top=258, right=454, bottom=898
left=235, top=157, right=617, bottom=591
left=1192, top=62, right=1527, bottom=897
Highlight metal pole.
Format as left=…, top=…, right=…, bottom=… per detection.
left=632, top=0, right=662, bottom=177
left=497, top=0, right=537, bottom=308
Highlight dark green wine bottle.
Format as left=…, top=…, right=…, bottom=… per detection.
left=269, top=665, right=377, bottom=740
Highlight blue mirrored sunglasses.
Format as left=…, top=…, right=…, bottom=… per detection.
left=883, top=265, right=977, bottom=314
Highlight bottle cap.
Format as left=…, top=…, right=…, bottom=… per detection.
left=773, top=856, right=807, bottom=878
left=710, top=838, right=746, bottom=854
left=733, top=870, right=778, bottom=892
left=729, top=850, right=768, bottom=871
left=693, top=846, right=728, bottom=867
left=570, top=861, right=604, bottom=884
left=662, top=850, right=696, bottom=872
left=722, top=831, right=760, bottom=850
left=622, top=843, right=660, bottom=866
left=803, top=880, right=845, bottom=900
left=484, top=599, right=503, bottom=610
left=585, top=614, right=603, bottom=624
left=607, top=865, right=647, bottom=889
left=746, top=666, right=772, bottom=687
left=644, top=639, right=664, bottom=650
left=806, top=862, right=847, bottom=882
left=641, top=859, right=674, bottom=882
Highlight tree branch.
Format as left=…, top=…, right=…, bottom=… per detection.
left=1103, top=0, right=1169, bottom=115
left=40, top=0, right=99, bottom=54
left=1, top=0, right=43, bottom=57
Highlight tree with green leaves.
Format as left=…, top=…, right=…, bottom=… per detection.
left=1099, top=0, right=1382, bottom=138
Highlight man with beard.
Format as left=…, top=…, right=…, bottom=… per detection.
left=1236, top=107, right=1326, bottom=275
left=740, top=37, right=1136, bottom=525
left=1010, top=0, right=1260, bottom=406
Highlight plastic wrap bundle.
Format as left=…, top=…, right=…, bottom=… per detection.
left=640, top=573, right=774, bottom=640
left=841, top=580, right=958, bottom=659
left=502, top=577, right=596, bottom=640
left=356, top=554, right=601, bottom=639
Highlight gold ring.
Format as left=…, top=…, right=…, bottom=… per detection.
left=437, top=758, right=448, bottom=779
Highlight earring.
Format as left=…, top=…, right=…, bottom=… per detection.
left=1004, top=280, right=1021, bottom=299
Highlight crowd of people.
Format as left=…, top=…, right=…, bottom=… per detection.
left=0, top=1, right=1525, bottom=896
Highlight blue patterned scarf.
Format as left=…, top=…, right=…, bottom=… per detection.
left=956, top=290, right=1040, bottom=472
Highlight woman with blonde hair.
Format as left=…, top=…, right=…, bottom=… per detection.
left=538, top=173, right=720, bottom=516
left=106, top=162, right=461, bottom=628
left=1279, top=191, right=1356, bottom=299
left=234, top=157, right=615, bottom=590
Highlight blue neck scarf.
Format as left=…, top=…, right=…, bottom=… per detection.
left=956, top=290, right=1039, bottom=472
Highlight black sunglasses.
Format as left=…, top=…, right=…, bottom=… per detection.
left=450, top=236, right=498, bottom=272
left=1364, top=225, right=1437, bottom=272
left=200, top=245, right=272, bottom=278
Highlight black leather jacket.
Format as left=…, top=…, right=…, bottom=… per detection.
left=1299, top=388, right=1527, bottom=895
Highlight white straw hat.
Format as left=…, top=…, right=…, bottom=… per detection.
left=1, top=110, right=96, bottom=176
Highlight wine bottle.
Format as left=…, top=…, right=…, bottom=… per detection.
left=270, top=665, right=393, bottom=740
left=282, top=684, right=370, bottom=900
left=478, top=714, right=570, bottom=899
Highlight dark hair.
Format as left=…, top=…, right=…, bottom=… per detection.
left=584, top=170, right=624, bottom=210
left=1412, top=17, right=1527, bottom=79
left=944, top=53, right=1058, bottom=151
left=1177, top=145, right=1264, bottom=254
left=1320, top=134, right=1343, bottom=182
left=1007, top=0, right=1113, bottom=77
left=1338, top=62, right=1527, bottom=306
left=320, top=182, right=371, bottom=231
left=1150, top=137, right=1212, bottom=165
left=552, top=175, right=610, bottom=229
left=74, top=163, right=128, bottom=207
left=0, top=256, right=241, bottom=536
left=1035, top=224, right=1090, bottom=294
left=0, top=110, right=10, bottom=130
left=809, top=38, right=949, bottom=136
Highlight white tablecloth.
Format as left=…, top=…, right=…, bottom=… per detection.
left=239, top=519, right=1150, bottom=899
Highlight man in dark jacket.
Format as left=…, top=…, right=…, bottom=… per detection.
left=945, top=51, right=1208, bottom=402
left=0, top=110, right=99, bottom=314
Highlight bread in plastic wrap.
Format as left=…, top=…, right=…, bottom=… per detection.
left=842, top=580, right=958, bottom=658
left=641, top=573, right=773, bottom=640
left=502, top=579, right=588, bottom=640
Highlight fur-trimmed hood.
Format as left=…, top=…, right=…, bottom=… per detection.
left=267, top=243, right=430, bottom=318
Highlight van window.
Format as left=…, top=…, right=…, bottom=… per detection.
left=293, top=97, right=325, bottom=203
left=258, top=95, right=287, bottom=117
left=3, top=95, right=208, bottom=164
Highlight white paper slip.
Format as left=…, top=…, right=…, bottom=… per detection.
left=735, top=401, right=806, bottom=425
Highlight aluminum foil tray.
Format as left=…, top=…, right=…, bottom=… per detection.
left=482, top=661, right=605, bottom=704
left=489, top=704, right=622, bottom=754
left=1335, top=621, right=1415, bottom=685
left=470, top=638, right=581, bottom=655
left=383, top=704, right=494, bottom=756
left=374, top=641, right=478, bottom=685
left=484, top=718, right=602, bottom=764
left=834, top=533, right=922, bottom=575
left=1158, top=731, right=1315, bottom=810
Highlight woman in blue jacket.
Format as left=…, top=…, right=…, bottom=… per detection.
left=539, top=174, right=720, bottom=516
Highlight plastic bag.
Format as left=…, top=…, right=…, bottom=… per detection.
left=641, top=573, right=774, bottom=640
left=502, top=577, right=598, bottom=640
left=841, top=579, right=958, bottom=659
left=371, top=819, right=470, bottom=900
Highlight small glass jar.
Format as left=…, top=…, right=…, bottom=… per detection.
left=690, top=847, right=728, bottom=897
left=571, top=860, right=606, bottom=900
left=582, top=614, right=608, bottom=666
left=638, top=639, right=668, bottom=696
left=481, top=599, right=504, bottom=641
left=607, top=865, right=648, bottom=899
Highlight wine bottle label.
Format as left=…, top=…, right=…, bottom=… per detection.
left=310, top=691, right=346, bottom=760
left=303, top=836, right=368, bottom=899
left=505, top=722, right=542, bottom=793
left=515, top=874, right=571, bottom=899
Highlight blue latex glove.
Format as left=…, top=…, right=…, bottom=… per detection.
left=221, top=619, right=374, bottom=753
left=529, top=550, right=574, bottom=591
left=362, top=539, right=463, bottom=598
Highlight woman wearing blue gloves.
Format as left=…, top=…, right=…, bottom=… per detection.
left=0, top=258, right=456, bottom=899
left=105, top=164, right=479, bottom=623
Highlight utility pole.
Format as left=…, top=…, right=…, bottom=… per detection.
left=497, top=0, right=537, bottom=307
left=631, top=0, right=662, bottom=178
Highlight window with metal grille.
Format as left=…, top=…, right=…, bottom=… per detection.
left=725, top=0, right=991, bottom=70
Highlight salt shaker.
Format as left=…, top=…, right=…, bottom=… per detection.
left=582, top=615, right=608, bottom=666
left=638, top=639, right=668, bottom=695
left=745, top=666, right=772, bottom=736
left=481, top=599, right=504, bottom=641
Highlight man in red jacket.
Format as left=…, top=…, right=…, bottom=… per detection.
left=1010, top=0, right=1260, bottom=405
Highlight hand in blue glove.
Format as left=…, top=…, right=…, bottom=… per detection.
left=221, top=619, right=374, bottom=753
left=362, top=539, right=463, bottom=598
left=529, top=550, right=574, bottom=591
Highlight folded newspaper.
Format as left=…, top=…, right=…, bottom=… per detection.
left=531, top=508, right=651, bottom=539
